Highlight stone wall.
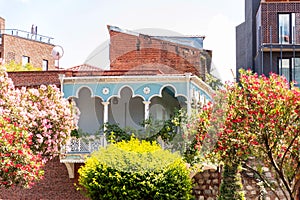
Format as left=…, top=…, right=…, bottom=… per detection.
left=193, top=168, right=287, bottom=200
left=193, top=169, right=221, bottom=200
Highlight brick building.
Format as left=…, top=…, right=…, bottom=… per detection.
left=107, top=25, right=212, bottom=80
left=0, top=25, right=216, bottom=199
left=0, top=17, right=56, bottom=70
left=236, top=0, right=300, bottom=85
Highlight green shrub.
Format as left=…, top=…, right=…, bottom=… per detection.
left=78, top=137, right=193, bottom=200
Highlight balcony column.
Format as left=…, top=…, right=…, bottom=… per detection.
left=143, top=101, right=151, bottom=122
left=101, top=101, right=110, bottom=130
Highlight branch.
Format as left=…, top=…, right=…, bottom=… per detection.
left=243, top=162, right=280, bottom=199
left=273, top=171, right=290, bottom=200
left=291, top=161, right=300, bottom=195
left=264, top=134, right=294, bottom=199
left=280, top=117, right=300, bottom=170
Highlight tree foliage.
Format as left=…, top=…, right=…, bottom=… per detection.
left=4, top=60, right=42, bottom=71
left=0, top=66, right=78, bottom=187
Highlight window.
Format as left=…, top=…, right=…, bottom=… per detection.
left=279, top=58, right=290, bottom=82
left=279, top=58, right=300, bottom=86
left=42, top=59, right=48, bottom=71
left=278, top=13, right=296, bottom=44
left=293, top=58, right=300, bottom=86
left=22, top=56, right=30, bottom=66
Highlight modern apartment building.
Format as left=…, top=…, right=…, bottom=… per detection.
left=0, top=17, right=56, bottom=70
left=236, top=0, right=300, bottom=85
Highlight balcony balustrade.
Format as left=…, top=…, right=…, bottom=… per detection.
left=60, top=135, right=107, bottom=163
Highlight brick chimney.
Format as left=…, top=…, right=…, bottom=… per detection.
left=0, top=17, right=5, bottom=34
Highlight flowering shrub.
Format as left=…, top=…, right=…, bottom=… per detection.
left=189, top=69, right=300, bottom=199
left=18, top=85, right=78, bottom=160
left=0, top=66, right=78, bottom=187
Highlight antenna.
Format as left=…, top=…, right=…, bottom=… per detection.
left=51, top=45, right=64, bottom=69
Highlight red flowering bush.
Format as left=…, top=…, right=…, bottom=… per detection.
left=0, top=116, right=43, bottom=188
left=190, top=69, right=300, bottom=199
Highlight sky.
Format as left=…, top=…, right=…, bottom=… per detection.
left=0, top=0, right=245, bottom=82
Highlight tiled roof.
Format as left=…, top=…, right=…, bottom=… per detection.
left=66, top=64, right=103, bottom=71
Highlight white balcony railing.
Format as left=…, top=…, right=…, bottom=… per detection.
left=60, top=135, right=107, bottom=163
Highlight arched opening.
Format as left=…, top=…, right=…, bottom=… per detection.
left=73, top=87, right=103, bottom=134
left=149, top=86, right=187, bottom=121
left=109, top=87, right=144, bottom=129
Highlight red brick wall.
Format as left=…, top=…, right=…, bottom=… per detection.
left=108, top=29, right=212, bottom=80
left=8, top=71, right=61, bottom=87
left=2, top=34, right=56, bottom=70
left=260, top=2, right=300, bottom=44
left=0, top=157, right=88, bottom=200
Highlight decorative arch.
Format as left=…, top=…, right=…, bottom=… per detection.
left=73, top=87, right=103, bottom=134
left=75, top=86, right=94, bottom=99
left=148, top=84, right=188, bottom=101
left=149, top=85, right=187, bottom=121
left=107, top=84, right=145, bottom=102
left=108, top=86, right=144, bottom=129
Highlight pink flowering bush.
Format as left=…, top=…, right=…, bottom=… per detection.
left=0, top=66, right=78, bottom=187
left=19, top=85, right=78, bottom=160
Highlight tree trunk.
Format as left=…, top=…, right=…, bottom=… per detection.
left=218, top=163, right=245, bottom=200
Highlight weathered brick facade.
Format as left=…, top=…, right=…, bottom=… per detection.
left=259, top=1, right=300, bottom=44
left=8, top=71, right=61, bottom=87
left=1, top=34, right=56, bottom=69
left=108, top=26, right=212, bottom=80
left=0, top=17, right=56, bottom=70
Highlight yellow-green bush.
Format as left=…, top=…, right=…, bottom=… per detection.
left=78, top=137, right=193, bottom=200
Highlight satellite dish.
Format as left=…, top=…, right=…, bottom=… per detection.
left=51, top=45, right=64, bottom=60
left=51, top=45, right=64, bottom=69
